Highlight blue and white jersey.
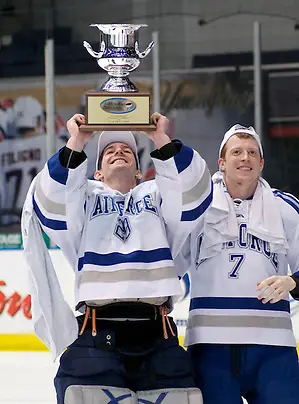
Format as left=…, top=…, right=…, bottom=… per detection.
left=33, top=142, right=212, bottom=308
left=182, top=189, right=299, bottom=347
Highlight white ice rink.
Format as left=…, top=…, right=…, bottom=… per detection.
left=0, top=352, right=58, bottom=404
left=0, top=352, right=248, bottom=404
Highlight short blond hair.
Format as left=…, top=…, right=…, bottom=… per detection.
left=220, top=133, right=254, bottom=159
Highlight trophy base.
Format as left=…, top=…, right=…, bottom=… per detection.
left=84, top=91, right=154, bottom=130
left=80, top=124, right=156, bottom=132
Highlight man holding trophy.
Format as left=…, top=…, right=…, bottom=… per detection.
left=22, top=24, right=212, bottom=404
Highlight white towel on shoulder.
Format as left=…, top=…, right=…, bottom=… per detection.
left=200, top=171, right=288, bottom=260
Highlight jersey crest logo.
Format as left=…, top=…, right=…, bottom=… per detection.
left=114, top=216, right=131, bottom=242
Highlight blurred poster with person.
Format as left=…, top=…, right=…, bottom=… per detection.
left=13, top=96, right=45, bottom=138
left=0, top=95, right=68, bottom=235
left=0, top=134, right=66, bottom=233
left=0, top=95, right=69, bottom=140
left=0, top=98, right=15, bottom=140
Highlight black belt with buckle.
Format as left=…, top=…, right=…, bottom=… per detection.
left=80, top=301, right=161, bottom=321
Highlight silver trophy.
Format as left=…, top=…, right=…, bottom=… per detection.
left=83, top=24, right=154, bottom=92
left=81, top=24, right=155, bottom=131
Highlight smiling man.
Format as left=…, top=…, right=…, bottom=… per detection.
left=176, top=124, right=299, bottom=404
left=22, top=112, right=212, bottom=404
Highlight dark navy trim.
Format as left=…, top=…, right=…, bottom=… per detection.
left=274, top=190, right=299, bottom=206
left=33, top=195, right=67, bottom=230
left=273, top=190, right=299, bottom=214
left=174, top=144, right=194, bottom=173
left=181, top=183, right=213, bottom=222
left=47, top=151, right=68, bottom=185
left=78, top=247, right=173, bottom=271
left=190, top=296, right=290, bottom=313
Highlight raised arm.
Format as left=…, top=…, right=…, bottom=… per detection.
left=147, top=113, right=212, bottom=257
left=32, top=114, right=96, bottom=267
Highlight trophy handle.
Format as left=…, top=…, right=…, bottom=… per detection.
left=135, top=41, right=154, bottom=59
left=83, top=40, right=106, bottom=59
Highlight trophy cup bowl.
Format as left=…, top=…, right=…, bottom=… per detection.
left=80, top=24, right=156, bottom=131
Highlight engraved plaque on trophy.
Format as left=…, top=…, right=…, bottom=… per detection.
left=80, top=24, right=156, bottom=131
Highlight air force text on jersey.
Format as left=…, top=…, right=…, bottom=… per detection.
left=90, top=193, right=158, bottom=219
left=90, top=193, right=158, bottom=242
left=196, top=222, right=279, bottom=271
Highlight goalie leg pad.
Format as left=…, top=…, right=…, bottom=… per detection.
left=137, top=387, right=203, bottom=404
left=64, top=385, right=137, bottom=404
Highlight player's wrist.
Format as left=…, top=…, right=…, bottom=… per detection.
left=66, top=137, right=86, bottom=152
left=288, top=276, right=297, bottom=292
left=152, top=133, right=171, bottom=149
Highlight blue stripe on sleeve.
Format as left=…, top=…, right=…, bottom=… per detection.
left=181, top=183, right=213, bottom=221
left=174, top=144, right=194, bottom=173
left=273, top=190, right=299, bottom=214
left=47, top=151, right=68, bottom=185
left=33, top=196, right=67, bottom=230
left=190, top=297, right=290, bottom=313
left=293, top=270, right=299, bottom=277
left=274, top=190, right=299, bottom=207
left=78, top=247, right=173, bottom=271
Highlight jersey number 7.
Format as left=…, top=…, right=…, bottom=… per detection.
left=228, top=253, right=245, bottom=279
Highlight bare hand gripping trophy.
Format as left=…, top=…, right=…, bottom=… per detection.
left=80, top=24, right=156, bottom=131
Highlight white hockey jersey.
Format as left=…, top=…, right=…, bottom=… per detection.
left=179, top=187, right=299, bottom=348
left=32, top=141, right=212, bottom=308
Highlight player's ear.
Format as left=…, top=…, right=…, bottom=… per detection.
left=94, top=170, right=103, bottom=181
left=259, top=158, right=264, bottom=173
left=135, top=170, right=142, bottom=181
left=218, top=157, right=225, bottom=172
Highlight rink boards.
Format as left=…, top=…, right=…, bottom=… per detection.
left=0, top=249, right=299, bottom=353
